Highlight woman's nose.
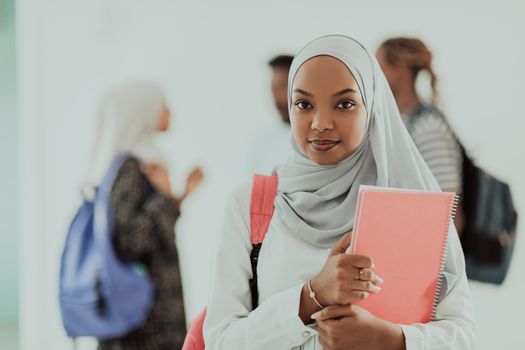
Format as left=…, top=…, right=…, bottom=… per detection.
left=311, top=111, right=334, bottom=132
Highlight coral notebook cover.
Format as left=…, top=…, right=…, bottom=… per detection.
left=348, top=185, right=458, bottom=324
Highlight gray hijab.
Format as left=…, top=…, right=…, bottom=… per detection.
left=274, top=35, right=441, bottom=248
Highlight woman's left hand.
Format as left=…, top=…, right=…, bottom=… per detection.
left=184, top=167, right=204, bottom=197
left=312, top=304, right=405, bottom=350
left=179, top=167, right=204, bottom=203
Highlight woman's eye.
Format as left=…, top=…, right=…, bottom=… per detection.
left=294, top=101, right=312, bottom=110
left=337, top=101, right=356, bottom=109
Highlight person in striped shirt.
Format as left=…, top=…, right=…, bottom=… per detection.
left=376, top=38, right=463, bottom=195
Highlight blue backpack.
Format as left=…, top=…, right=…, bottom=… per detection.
left=59, top=154, right=154, bottom=339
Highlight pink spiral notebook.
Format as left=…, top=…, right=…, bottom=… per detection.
left=347, top=185, right=458, bottom=324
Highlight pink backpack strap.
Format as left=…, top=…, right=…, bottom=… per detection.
left=250, top=174, right=279, bottom=245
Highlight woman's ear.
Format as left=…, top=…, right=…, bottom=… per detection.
left=156, top=106, right=171, bottom=132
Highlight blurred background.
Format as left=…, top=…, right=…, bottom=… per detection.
left=1, top=0, right=524, bottom=349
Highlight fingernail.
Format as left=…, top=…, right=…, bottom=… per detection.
left=311, top=311, right=321, bottom=320
left=378, top=276, right=385, bottom=284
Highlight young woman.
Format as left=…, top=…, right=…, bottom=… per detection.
left=87, top=81, right=203, bottom=350
left=204, top=36, right=475, bottom=349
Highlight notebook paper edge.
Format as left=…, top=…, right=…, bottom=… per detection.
left=431, top=193, right=460, bottom=321
left=358, top=184, right=455, bottom=196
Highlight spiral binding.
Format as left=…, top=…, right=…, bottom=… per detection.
left=431, top=194, right=460, bottom=321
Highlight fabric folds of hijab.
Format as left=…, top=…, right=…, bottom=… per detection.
left=275, top=35, right=442, bottom=248
left=86, top=81, right=166, bottom=187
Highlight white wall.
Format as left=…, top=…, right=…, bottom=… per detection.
left=17, top=0, right=525, bottom=349
left=0, top=0, right=18, bottom=325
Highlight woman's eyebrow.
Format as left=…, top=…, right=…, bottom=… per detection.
left=293, top=88, right=313, bottom=97
left=332, top=88, right=358, bottom=97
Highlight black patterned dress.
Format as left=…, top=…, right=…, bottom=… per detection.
left=98, top=158, right=186, bottom=350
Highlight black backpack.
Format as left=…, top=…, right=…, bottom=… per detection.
left=409, top=105, right=518, bottom=284
left=460, top=146, right=518, bottom=284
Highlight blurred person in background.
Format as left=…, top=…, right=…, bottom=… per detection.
left=376, top=38, right=464, bottom=231
left=269, top=54, right=294, bottom=125
left=87, top=81, right=204, bottom=350
left=246, top=54, right=294, bottom=175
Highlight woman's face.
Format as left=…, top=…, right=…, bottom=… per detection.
left=290, top=55, right=367, bottom=165
left=156, top=105, right=171, bottom=132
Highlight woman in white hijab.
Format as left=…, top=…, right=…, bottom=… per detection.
left=89, top=81, right=203, bottom=350
left=203, top=36, right=475, bottom=349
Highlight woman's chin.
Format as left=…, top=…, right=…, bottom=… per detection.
left=308, top=153, right=340, bottom=166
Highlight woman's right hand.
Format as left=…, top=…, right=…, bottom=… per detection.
left=310, top=232, right=384, bottom=306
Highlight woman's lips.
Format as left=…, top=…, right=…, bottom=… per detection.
left=308, top=139, right=341, bottom=152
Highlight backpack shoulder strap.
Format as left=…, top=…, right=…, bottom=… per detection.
left=248, top=174, right=278, bottom=310
left=250, top=174, right=279, bottom=244
left=97, top=153, right=132, bottom=197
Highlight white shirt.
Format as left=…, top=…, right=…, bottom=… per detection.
left=203, top=184, right=476, bottom=349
